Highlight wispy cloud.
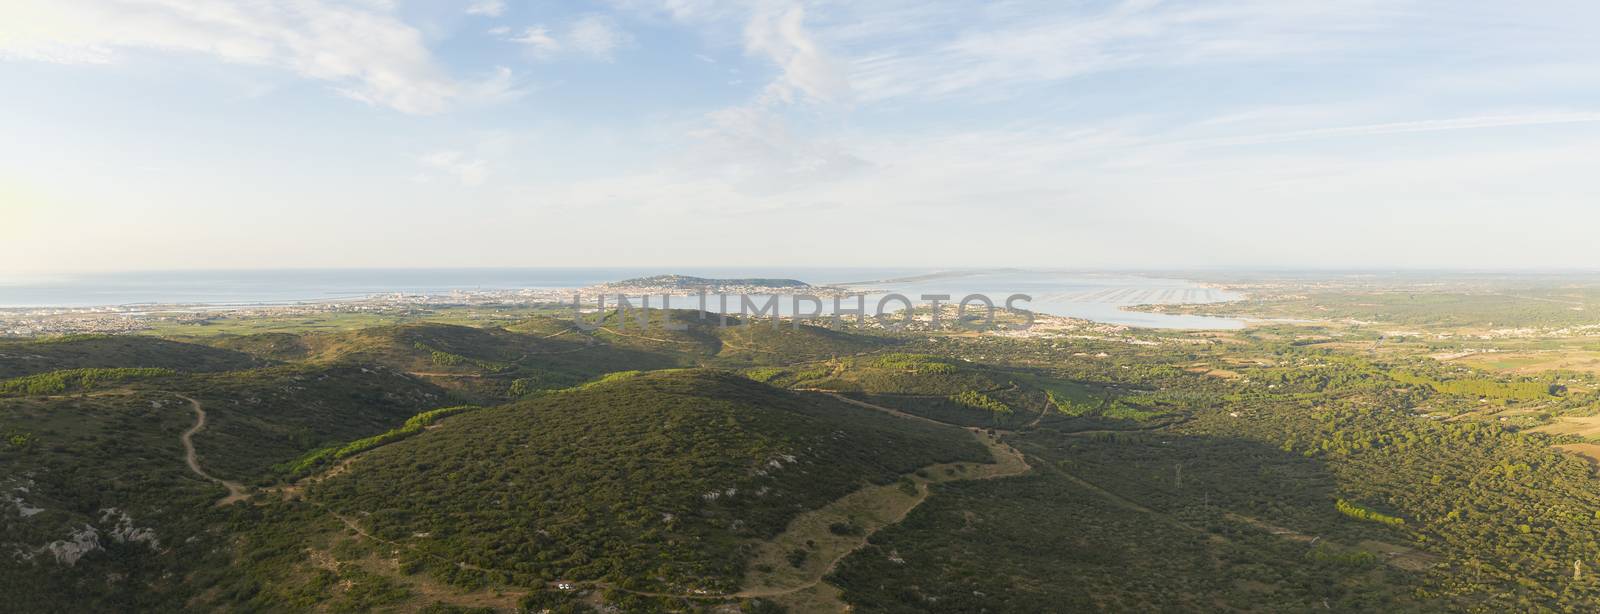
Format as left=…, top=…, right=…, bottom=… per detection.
left=0, top=0, right=521, bottom=114
left=610, top=1, right=1403, bottom=106
left=743, top=6, right=848, bottom=104
left=509, top=26, right=562, bottom=55
left=1198, top=112, right=1600, bottom=147
left=503, top=15, right=631, bottom=61
left=832, top=0, right=1399, bottom=103
left=466, top=0, right=506, bottom=18
left=419, top=151, right=490, bottom=186
left=568, top=15, right=629, bottom=60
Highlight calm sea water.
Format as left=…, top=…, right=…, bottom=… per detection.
left=0, top=268, right=1242, bottom=329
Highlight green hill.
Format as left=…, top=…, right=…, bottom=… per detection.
left=0, top=391, right=239, bottom=612
left=280, top=321, right=688, bottom=401
left=586, top=308, right=888, bottom=364
left=0, top=335, right=261, bottom=378
left=501, top=314, right=585, bottom=337
left=174, top=364, right=448, bottom=482
left=299, top=369, right=989, bottom=596
left=299, top=323, right=534, bottom=373
left=712, top=320, right=887, bottom=363
left=761, top=353, right=1047, bottom=428
left=207, top=332, right=310, bottom=361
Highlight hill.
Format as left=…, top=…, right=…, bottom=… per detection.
left=173, top=364, right=448, bottom=482
left=757, top=353, right=1051, bottom=429
left=713, top=321, right=886, bottom=364
left=1, top=390, right=236, bottom=611
left=207, top=332, right=310, bottom=361
left=0, top=335, right=261, bottom=378
left=288, top=322, right=690, bottom=400
left=586, top=309, right=887, bottom=363
left=295, top=369, right=989, bottom=598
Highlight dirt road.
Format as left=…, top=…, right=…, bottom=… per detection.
left=175, top=393, right=249, bottom=506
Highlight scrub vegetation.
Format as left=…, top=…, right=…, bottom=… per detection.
left=9, top=281, right=1600, bottom=612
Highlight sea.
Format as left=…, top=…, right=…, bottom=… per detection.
left=0, top=268, right=1244, bottom=329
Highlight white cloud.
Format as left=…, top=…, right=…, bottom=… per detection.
left=0, top=0, right=520, bottom=114
left=568, top=15, right=628, bottom=60
left=466, top=0, right=506, bottom=18
left=504, top=15, right=631, bottom=61
left=510, top=26, right=562, bottom=55
left=743, top=5, right=848, bottom=104
left=690, top=105, right=869, bottom=193
left=420, top=151, right=490, bottom=186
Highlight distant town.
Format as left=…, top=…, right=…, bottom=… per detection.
left=0, top=289, right=569, bottom=337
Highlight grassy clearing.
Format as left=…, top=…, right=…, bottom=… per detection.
left=1531, top=416, right=1600, bottom=437
left=1451, top=349, right=1600, bottom=375
left=1355, top=540, right=1443, bottom=572
left=1554, top=443, right=1600, bottom=473
left=744, top=428, right=1027, bottom=611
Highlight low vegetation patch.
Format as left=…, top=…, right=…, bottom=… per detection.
left=873, top=353, right=958, bottom=374
left=1336, top=498, right=1406, bottom=528
left=949, top=390, right=1012, bottom=414
left=1390, top=371, right=1560, bottom=400
left=412, top=342, right=513, bottom=373
left=0, top=367, right=177, bottom=397
left=280, top=405, right=481, bottom=477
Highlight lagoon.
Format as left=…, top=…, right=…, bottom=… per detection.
left=0, top=268, right=1243, bottom=329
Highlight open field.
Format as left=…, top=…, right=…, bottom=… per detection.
left=1447, top=349, right=1600, bottom=375
left=1555, top=444, right=1600, bottom=473
left=1531, top=416, right=1600, bottom=437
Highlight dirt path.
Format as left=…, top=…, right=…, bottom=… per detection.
left=808, top=389, right=1028, bottom=435
left=736, top=392, right=1030, bottom=610
left=405, top=371, right=489, bottom=378
left=802, top=390, right=958, bottom=428
left=174, top=393, right=249, bottom=507
left=1026, top=396, right=1050, bottom=428
left=745, top=433, right=1027, bottom=597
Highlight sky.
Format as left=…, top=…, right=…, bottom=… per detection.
left=2, top=0, right=1599, bottom=273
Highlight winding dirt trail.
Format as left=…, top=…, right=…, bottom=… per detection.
left=728, top=391, right=1030, bottom=609
left=174, top=393, right=249, bottom=506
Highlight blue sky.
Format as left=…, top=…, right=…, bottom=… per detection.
left=3, top=0, right=1599, bottom=272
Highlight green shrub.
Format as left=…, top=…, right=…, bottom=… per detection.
left=949, top=390, right=1011, bottom=414
left=278, top=405, right=481, bottom=477
left=1336, top=498, right=1406, bottom=528
left=828, top=521, right=863, bottom=536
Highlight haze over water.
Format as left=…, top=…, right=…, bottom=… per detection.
left=0, top=268, right=1242, bottom=329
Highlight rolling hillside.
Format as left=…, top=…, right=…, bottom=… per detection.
left=1, top=391, right=234, bottom=611
left=0, top=335, right=262, bottom=378
left=173, top=364, right=448, bottom=482
left=299, top=369, right=989, bottom=597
